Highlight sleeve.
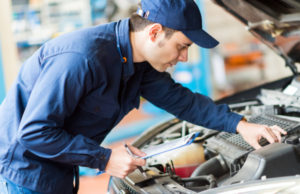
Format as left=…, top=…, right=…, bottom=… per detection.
left=17, top=53, right=111, bottom=171
left=140, top=66, right=243, bottom=133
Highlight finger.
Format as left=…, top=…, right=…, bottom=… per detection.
left=271, top=125, right=287, bottom=135
left=131, top=165, right=141, bottom=172
left=121, top=164, right=137, bottom=178
left=107, top=169, right=126, bottom=179
left=251, top=140, right=262, bottom=150
left=132, top=157, right=146, bottom=166
left=263, top=128, right=276, bottom=144
left=126, top=166, right=137, bottom=175
left=267, top=127, right=279, bottom=142
left=272, top=129, right=282, bottom=142
left=128, top=145, right=147, bottom=157
left=269, top=126, right=283, bottom=142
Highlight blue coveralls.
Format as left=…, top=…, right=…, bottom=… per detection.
left=0, top=18, right=242, bottom=193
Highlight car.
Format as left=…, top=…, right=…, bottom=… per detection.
left=108, top=0, right=300, bottom=193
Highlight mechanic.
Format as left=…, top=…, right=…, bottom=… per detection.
left=0, top=0, right=287, bottom=193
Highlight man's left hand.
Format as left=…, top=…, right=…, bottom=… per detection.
left=236, top=120, right=287, bottom=149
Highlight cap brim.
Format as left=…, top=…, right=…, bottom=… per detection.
left=183, top=29, right=219, bottom=48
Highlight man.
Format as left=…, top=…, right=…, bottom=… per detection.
left=0, top=0, right=286, bottom=193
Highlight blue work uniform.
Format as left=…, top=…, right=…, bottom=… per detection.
left=0, top=19, right=242, bottom=193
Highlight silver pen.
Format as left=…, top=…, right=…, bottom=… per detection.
left=124, top=143, right=147, bottom=177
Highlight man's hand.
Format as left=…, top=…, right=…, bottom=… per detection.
left=105, top=144, right=146, bottom=178
left=236, top=120, right=287, bottom=149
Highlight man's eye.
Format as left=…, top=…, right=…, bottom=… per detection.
left=178, top=45, right=186, bottom=50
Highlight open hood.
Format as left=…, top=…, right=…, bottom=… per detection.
left=213, top=0, right=300, bottom=75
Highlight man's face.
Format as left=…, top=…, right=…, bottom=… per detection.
left=145, top=30, right=193, bottom=72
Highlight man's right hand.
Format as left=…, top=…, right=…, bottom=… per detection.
left=105, top=144, right=146, bottom=178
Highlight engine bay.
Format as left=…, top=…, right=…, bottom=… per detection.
left=110, top=76, right=300, bottom=194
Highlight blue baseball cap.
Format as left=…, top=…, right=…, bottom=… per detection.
left=137, top=0, right=219, bottom=48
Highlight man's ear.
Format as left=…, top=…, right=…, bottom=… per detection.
left=148, top=23, right=163, bottom=42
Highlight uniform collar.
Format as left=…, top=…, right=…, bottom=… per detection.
left=115, top=19, right=134, bottom=78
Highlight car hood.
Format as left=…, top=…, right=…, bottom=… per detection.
left=213, top=0, right=300, bottom=75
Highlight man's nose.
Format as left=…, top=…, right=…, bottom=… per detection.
left=178, top=48, right=188, bottom=62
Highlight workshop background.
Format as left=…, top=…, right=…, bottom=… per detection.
left=0, top=0, right=293, bottom=193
